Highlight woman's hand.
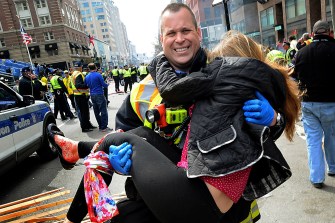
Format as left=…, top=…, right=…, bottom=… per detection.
left=109, top=142, right=132, bottom=175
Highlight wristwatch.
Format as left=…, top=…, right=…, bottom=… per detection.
left=276, top=112, right=282, bottom=126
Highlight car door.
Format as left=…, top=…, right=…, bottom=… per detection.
left=0, top=85, right=19, bottom=174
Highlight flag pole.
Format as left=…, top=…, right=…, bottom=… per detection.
left=17, top=15, right=35, bottom=96
left=17, top=16, right=34, bottom=72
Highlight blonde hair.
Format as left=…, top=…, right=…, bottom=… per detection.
left=208, top=31, right=300, bottom=141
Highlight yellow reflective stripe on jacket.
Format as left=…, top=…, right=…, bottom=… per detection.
left=240, top=200, right=260, bottom=223
left=130, top=75, right=162, bottom=127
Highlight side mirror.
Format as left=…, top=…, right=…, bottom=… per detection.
left=22, top=95, right=35, bottom=105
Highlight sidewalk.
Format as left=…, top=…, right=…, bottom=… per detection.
left=257, top=125, right=335, bottom=222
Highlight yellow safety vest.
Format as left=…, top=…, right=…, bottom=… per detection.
left=123, top=69, right=132, bottom=78
left=112, top=69, right=119, bottom=76
left=138, top=65, right=148, bottom=75
left=130, top=75, right=162, bottom=128
left=129, top=76, right=261, bottom=223
left=50, top=75, right=62, bottom=90
left=71, top=71, right=89, bottom=95
left=63, top=76, right=73, bottom=95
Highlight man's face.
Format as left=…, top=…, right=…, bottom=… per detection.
left=283, top=44, right=289, bottom=51
left=160, top=8, right=202, bottom=71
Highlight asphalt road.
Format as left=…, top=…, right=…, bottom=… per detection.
left=1, top=83, right=335, bottom=223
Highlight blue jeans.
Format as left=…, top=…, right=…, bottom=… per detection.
left=91, top=94, right=108, bottom=130
left=301, top=102, right=335, bottom=183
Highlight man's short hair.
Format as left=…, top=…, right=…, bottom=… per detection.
left=283, top=41, right=290, bottom=47
left=160, top=3, right=197, bottom=35
left=88, top=63, right=96, bottom=71
left=313, top=20, right=330, bottom=35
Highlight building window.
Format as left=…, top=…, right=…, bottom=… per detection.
left=95, top=8, right=104, bottom=13
left=16, top=2, right=28, bottom=11
left=35, top=0, right=47, bottom=8
left=82, top=2, right=89, bottom=7
left=260, top=7, right=274, bottom=28
left=39, top=15, right=51, bottom=26
left=31, top=51, right=41, bottom=59
left=214, top=6, right=221, bottom=18
left=92, top=2, right=103, bottom=7
left=90, top=24, right=94, bottom=28
left=204, top=8, right=211, bottom=20
left=96, top=15, right=105, bottom=20
left=21, top=18, right=33, bottom=28
left=44, top=32, right=54, bottom=41
left=286, top=0, right=306, bottom=19
left=0, top=38, right=6, bottom=48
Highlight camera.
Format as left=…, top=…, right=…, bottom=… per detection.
left=165, top=108, right=187, bottom=124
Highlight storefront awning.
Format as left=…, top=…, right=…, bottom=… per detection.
left=0, top=50, right=10, bottom=59
left=69, top=42, right=76, bottom=48
left=82, top=45, right=90, bottom=50
left=45, top=43, right=58, bottom=51
left=28, top=46, right=40, bottom=52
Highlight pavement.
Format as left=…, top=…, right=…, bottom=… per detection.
left=257, top=120, right=335, bottom=223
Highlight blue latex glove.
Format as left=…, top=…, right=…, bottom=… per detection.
left=109, top=142, right=132, bottom=175
left=243, top=91, right=275, bottom=126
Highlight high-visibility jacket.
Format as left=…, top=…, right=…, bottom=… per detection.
left=129, top=75, right=260, bottom=223
left=63, top=76, right=73, bottom=95
left=71, top=71, right=89, bottom=95
left=112, top=69, right=119, bottom=77
left=138, top=65, right=148, bottom=75
left=123, top=69, right=132, bottom=78
left=50, top=75, right=62, bottom=90
left=130, top=67, right=137, bottom=75
left=285, top=48, right=295, bottom=63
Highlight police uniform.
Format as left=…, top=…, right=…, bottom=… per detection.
left=138, top=64, right=149, bottom=81
left=122, top=65, right=132, bottom=93
left=111, top=67, right=120, bottom=92
left=49, top=73, right=75, bottom=120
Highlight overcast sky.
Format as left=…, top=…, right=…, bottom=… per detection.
left=113, top=0, right=171, bottom=57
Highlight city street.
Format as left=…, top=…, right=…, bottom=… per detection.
left=1, top=83, right=335, bottom=222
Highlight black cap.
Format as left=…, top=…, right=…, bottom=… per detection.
left=21, top=67, right=31, bottom=72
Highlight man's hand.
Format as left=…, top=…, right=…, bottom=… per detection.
left=109, top=142, right=132, bottom=175
left=243, top=91, right=275, bottom=126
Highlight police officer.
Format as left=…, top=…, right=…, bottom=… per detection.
left=19, top=67, right=47, bottom=101
left=111, top=66, right=120, bottom=92
left=282, top=41, right=296, bottom=65
left=49, top=70, right=76, bottom=120
left=138, top=62, right=149, bottom=81
left=71, top=69, right=96, bottom=132
left=122, top=65, right=132, bottom=93
left=130, top=64, right=138, bottom=84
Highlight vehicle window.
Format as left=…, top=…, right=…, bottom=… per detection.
left=0, top=87, right=18, bottom=111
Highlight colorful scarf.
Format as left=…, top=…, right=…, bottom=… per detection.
left=84, top=151, right=119, bottom=223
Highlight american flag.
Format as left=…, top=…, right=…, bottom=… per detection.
left=88, top=34, right=94, bottom=46
left=20, top=25, right=32, bottom=45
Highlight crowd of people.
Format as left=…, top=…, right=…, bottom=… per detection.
left=12, top=2, right=335, bottom=222
left=14, top=60, right=150, bottom=133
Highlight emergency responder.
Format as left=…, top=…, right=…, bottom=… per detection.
left=19, top=67, right=47, bottom=101
left=138, top=62, right=149, bottom=80
left=130, top=64, right=138, bottom=84
left=49, top=70, right=76, bottom=120
left=111, top=66, right=120, bottom=92
left=63, top=70, right=76, bottom=110
left=122, top=65, right=132, bottom=93
left=266, top=49, right=287, bottom=66
left=71, top=68, right=96, bottom=132
left=297, top=33, right=312, bottom=50
left=283, top=41, right=296, bottom=65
